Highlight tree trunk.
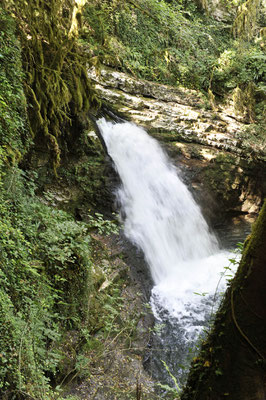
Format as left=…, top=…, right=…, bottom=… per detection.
left=181, top=201, right=266, bottom=400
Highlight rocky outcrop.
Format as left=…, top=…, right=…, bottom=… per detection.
left=89, top=67, right=256, bottom=157
left=88, top=66, right=265, bottom=215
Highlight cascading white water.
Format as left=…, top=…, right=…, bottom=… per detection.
left=98, top=118, right=232, bottom=324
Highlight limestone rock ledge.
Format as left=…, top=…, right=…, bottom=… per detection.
left=88, top=66, right=265, bottom=215
left=88, top=66, right=261, bottom=159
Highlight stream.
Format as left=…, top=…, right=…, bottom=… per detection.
left=98, top=118, right=251, bottom=394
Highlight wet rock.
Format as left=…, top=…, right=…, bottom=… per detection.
left=65, top=234, right=159, bottom=400
left=88, top=66, right=265, bottom=215
left=88, top=66, right=255, bottom=158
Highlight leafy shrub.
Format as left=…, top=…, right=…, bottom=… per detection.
left=0, top=9, right=121, bottom=397
left=212, top=45, right=266, bottom=91
left=83, top=0, right=230, bottom=89
left=0, top=166, right=120, bottom=398
left=83, top=0, right=265, bottom=121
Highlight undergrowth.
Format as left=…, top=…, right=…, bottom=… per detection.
left=83, top=0, right=265, bottom=122
left=1, top=1, right=265, bottom=398
left=0, top=164, right=121, bottom=399
left=0, top=10, right=120, bottom=398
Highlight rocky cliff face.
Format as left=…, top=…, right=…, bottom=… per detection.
left=88, top=66, right=265, bottom=217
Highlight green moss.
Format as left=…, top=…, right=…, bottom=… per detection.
left=182, top=202, right=266, bottom=400
left=4, top=0, right=100, bottom=171
left=237, top=201, right=266, bottom=272
left=233, top=82, right=256, bottom=122
left=233, top=0, right=261, bottom=40
left=0, top=9, right=31, bottom=162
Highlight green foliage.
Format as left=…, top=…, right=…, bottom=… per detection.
left=211, top=44, right=265, bottom=90
left=0, top=10, right=31, bottom=163
left=84, top=0, right=265, bottom=123
left=84, top=0, right=229, bottom=90
left=0, top=166, right=121, bottom=398
left=87, top=212, right=119, bottom=235
left=0, top=183, right=58, bottom=396
left=4, top=0, right=100, bottom=171
left=233, top=0, right=261, bottom=40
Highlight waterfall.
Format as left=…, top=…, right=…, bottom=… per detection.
left=98, top=118, right=232, bottom=323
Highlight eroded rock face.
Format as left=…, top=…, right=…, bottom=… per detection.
left=89, top=66, right=249, bottom=155
left=88, top=66, right=265, bottom=215
left=166, top=143, right=265, bottom=220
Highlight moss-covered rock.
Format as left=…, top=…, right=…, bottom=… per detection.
left=181, top=201, right=266, bottom=400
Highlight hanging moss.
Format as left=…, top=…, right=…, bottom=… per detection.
left=232, top=86, right=245, bottom=115
left=244, top=82, right=256, bottom=122
left=232, top=82, right=256, bottom=122
left=208, top=88, right=217, bottom=111
left=233, top=0, right=261, bottom=40
left=4, top=0, right=100, bottom=171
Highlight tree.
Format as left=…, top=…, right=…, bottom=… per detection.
left=181, top=201, right=266, bottom=400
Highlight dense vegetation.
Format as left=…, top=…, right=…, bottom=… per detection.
left=4, top=0, right=100, bottom=171
left=0, top=0, right=265, bottom=398
left=0, top=7, right=119, bottom=399
left=83, top=0, right=265, bottom=123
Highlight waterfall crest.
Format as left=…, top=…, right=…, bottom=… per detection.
left=98, top=118, right=231, bottom=319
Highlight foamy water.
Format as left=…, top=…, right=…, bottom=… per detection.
left=98, top=118, right=234, bottom=323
